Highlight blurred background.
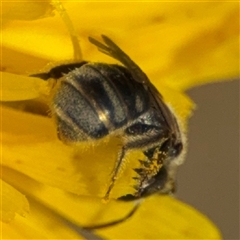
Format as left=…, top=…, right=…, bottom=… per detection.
left=177, top=79, right=239, bottom=239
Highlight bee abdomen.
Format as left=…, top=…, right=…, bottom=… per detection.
left=52, top=63, right=150, bottom=142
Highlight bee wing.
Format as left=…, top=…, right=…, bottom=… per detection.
left=89, top=35, right=150, bottom=86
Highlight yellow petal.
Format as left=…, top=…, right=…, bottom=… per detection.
left=2, top=167, right=221, bottom=239
left=1, top=72, right=48, bottom=101
left=2, top=2, right=238, bottom=91
left=157, top=5, right=239, bottom=91
left=98, top=196, right=222, bottom=239
left=2, top=216, right=46, bottom=239
left=2, top=203, right=87, bottom=240
left=0, top=179, right=29, bottom=223
left=1, top=1, right=54, bottom=21
left=2, top=168, right=103, bottom=239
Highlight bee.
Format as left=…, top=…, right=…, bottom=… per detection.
left=31, top=35, right=183, bottom=202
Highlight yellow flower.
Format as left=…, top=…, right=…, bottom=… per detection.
left=1, top=1, right=238, bottom=239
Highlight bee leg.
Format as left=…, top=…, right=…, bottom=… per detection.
left=82, top=200, right=141, bottom=230
left=104, top=147, right=127, bottom=201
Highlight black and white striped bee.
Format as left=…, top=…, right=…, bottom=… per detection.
left=32, top=35, right=183, bottom=202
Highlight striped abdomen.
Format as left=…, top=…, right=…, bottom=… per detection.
left=52, top=63, right=150, bottom=142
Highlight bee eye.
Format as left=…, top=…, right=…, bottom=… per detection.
left=160, top=139, right=183, bottom=158
left=172, top=142, right=183, bottom=156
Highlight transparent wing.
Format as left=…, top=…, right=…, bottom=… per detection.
left=89, top=35, right=150, bottom=85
